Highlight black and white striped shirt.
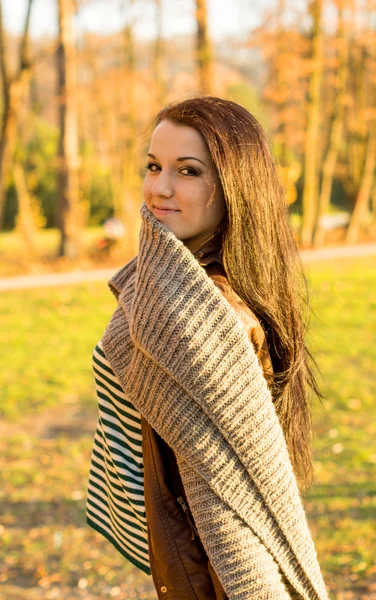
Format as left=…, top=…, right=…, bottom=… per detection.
left=86, top=341, right=150, bottom=574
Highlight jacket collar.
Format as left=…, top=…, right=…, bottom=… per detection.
left=193, top=231, right=223, bottom=267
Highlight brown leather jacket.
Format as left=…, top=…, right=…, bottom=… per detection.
left=141, top=232, right=274, bottom=600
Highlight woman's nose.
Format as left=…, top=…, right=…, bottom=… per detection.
left=151, top=171, right=173, bottom=198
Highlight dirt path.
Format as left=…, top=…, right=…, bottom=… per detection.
left=0, top=268, right=116, bottom=292
left=1, top=243, right=375, bottom=292
left=299, top=242, right=376, bottom=262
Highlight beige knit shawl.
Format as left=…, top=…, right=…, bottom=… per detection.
left=101, top=202, right=329, bottom=600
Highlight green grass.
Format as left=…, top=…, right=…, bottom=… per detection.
left=0, top=256, right=375, bottom=598
left=0, top=283, right=116, bottom=420
left=303, top=257, right=376, bottom=597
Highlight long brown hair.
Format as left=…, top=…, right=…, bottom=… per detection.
left=153, top=96, right=322, bottom=492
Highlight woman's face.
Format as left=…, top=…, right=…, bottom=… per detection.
left=142, top=119, right=226, bottom=253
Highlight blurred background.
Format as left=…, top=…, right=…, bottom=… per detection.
left=0, top=0, right=375, bottom=599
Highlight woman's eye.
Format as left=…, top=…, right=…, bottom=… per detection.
left=180, top=167, right=198, bottom=176
left=145, top=164, right=198, bottom=176
left=145, top=163, right=160, bottom=172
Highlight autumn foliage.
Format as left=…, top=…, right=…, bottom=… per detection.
left=0, top=0, right=375, bottom=260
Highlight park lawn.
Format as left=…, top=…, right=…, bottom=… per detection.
left=0, top=283, right=117, bottom=420
left=0, top=256, right=375, bottom=599
left=0, top=279, right=156, bottom=599
left=303, top=257, right=376, bottom=598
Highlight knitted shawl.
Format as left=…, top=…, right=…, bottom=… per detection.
left=101, top=202, right=329, bottom=600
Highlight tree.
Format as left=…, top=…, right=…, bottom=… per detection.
left=194, top=0, right=212, bottom=92
left=346, top=120, right=376, bottom=242
left=57, top=0, right=82, bottom=258
left=0, top=0, right=34, bottom=230
left=345, top=0, right=376, bottom=243
left=118, top=0, right=142, bottom=254
left=153, top=0, right=166, bottom=106
left=301, top=0, right=324, bottom=248
left=255, top=4, right=309, bottom=209
left=274, top=0, right=289, bottom=166
left=313, top=0, right=349, bottom=246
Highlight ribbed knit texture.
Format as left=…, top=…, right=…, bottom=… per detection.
left=101, top=201, right=330, bottom=600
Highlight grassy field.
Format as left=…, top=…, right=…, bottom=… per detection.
left=0, top=256, right=375, bottom=599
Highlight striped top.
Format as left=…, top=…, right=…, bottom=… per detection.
left=86, top=341, right=150, bottom=574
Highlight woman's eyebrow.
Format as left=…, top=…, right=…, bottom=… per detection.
left=147, top=153, right=206, bottom=167
left=176, top=156, right=206, bottom=166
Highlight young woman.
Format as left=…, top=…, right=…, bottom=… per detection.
left=86, top=96, right=329, bottom=600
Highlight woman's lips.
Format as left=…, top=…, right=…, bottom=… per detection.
left=153, top=205, right=180, bottom=216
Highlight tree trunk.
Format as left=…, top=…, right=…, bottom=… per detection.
left=346, top=122, right=376, bottom=243
left=122, top=9, right=140, bottom=251
left=344, top=0, right=375, bottom=242
left=0, top=0, right=33, bottom=230
left=313, top=1, right=348, bottom=247
left=372, top=181, right=376, bottom=218
left=195, top=0, right=212, bottom=93
left=275, top=0, right=289, bottom=166
left=84, top=0, right=141, bottom=257
left=153, top=0, right=166, bottom=106
left=300, top=0, right=323, bottom=248
left=57, top=0, right=81, bottom=259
